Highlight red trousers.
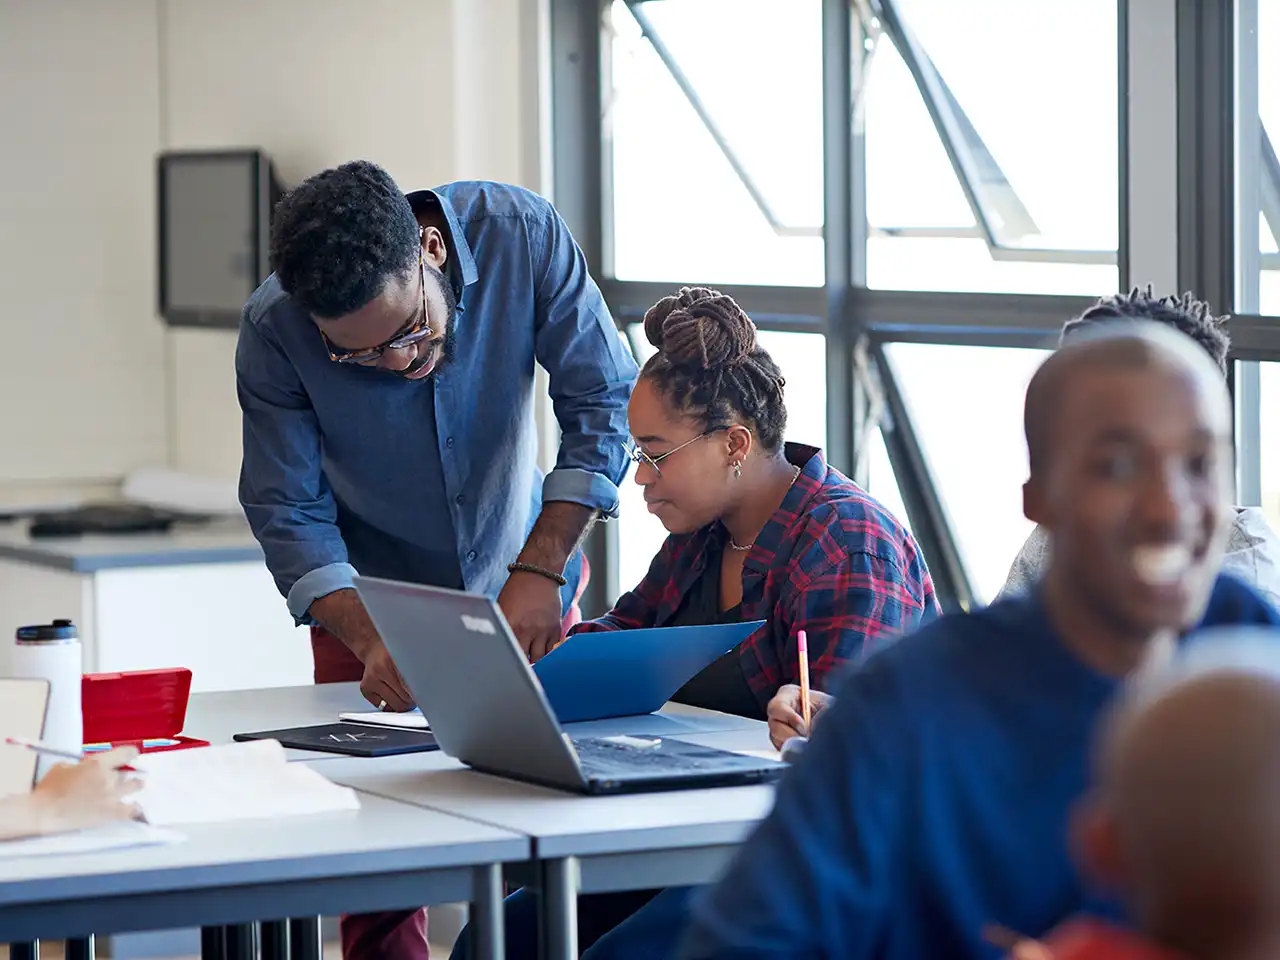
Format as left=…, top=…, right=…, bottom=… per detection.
left=313, top=627, right=431, bottom=960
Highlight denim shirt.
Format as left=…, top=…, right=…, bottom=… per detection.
left=236, top=181, right=639, bottom=622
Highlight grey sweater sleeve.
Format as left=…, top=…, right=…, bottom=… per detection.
left=996, top=525, right=1051, bottom=602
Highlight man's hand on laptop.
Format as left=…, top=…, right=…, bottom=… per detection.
left=768, top=685, right=834, bottom=750
left=498, top=570, right=565, bottom=662
left=360, top=641, right=415, bottom=712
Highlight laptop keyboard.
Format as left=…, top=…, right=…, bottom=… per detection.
left=571, top=737, right=717, bottom=774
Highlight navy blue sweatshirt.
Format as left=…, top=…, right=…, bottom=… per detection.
left=679, top=575, right=1280, bottom=960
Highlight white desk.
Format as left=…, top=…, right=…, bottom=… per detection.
left=179, top=683, right=780, bottom=960
left=0, top=794, right=526, bottom=960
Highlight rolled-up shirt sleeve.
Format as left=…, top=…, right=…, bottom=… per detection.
left=532, top=203, right=639, bottom=518
left=236, top=312, right=354, bottom=623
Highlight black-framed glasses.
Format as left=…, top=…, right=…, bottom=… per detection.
left=623, top=426, right=730, bottom=477
left=321, top=248, right=436, bottom=365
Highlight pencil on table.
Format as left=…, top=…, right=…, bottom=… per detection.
left=797, top=629, right=812, bottom=732
left=5, top=736, right=138, bottom=773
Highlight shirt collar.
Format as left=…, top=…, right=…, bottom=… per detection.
left=727, top=442, right=826, bottom=573
left=406, top=189, right=479, bottom=290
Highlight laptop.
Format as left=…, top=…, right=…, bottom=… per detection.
left=354, top=576, right=786, bottom=795
left=0, top=678, right=50, bottom=798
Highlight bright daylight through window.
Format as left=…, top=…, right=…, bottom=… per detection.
left=607, top=0, right=825, bottom=287
left=884, top=344, right=1048, bottom=602
left=1248, top=1, right=1280, bottom=539
left=864, top=0, right=1118, bottom=294
left=1249, top=0, right=1279, bottom=315
left=608, top=0, right=1118, bottom=296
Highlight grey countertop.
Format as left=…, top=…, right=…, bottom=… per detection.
left=0, top=518, right=263, bottom=572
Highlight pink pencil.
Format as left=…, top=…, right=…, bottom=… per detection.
left=797, top=630, right=812, bottom=732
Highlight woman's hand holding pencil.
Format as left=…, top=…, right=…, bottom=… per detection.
left=767, top=684, right=834, bottom=750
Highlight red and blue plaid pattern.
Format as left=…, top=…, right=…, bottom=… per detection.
left=574, top=444, right=939, bottom=707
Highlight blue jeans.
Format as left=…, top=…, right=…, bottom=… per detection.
left=449, top=886, right=696, bottom=960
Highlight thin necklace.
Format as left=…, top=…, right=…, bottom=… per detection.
left=728, top=465, right=803, bottom=552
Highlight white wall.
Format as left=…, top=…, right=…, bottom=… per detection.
left=1, top=0, right=547, bottom=486
left=0, top=1, right=167, bottom=485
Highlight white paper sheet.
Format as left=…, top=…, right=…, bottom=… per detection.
left=338, top=709, right=430, bottom=730
left=131, top=739, right=361, bottom=827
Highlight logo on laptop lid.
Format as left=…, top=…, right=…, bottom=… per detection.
left=461, top=614, right=497, bottom=635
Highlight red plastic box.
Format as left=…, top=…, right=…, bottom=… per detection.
left=81, top=667, right=209, bottom=753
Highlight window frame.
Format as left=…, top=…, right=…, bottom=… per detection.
left=549, top=0, right=1280, bottom=616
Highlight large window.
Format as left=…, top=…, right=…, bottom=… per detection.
left=563, top=0, right=1280, bottom=615
left=615, top=329, right=828, bottom=594
left=607, top=0, right=824, bottom=287
left=1238, top=0, right=1280, bottom=315
left=864, top=0, right=1118, bottom=294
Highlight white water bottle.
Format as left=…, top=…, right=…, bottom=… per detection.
left=12, top=620, right=83, bottom=779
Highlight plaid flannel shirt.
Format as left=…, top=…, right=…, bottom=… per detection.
left=573, top=444, right=939, bottom=707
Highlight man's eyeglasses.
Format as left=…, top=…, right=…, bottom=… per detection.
left=321, top=249, right=436, bottom=365
left=623, top=426, right=728, bottom=477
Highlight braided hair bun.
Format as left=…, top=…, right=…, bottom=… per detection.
left=638, top=287, right=788, bottom=452
left=643, top=287, right=758, bottom=371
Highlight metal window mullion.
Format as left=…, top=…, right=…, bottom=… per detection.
left=1234, top=0, right=1263, bottom=506
left=823, top=0, right=856, bottom=477
left=599, top=279, right=826, bottom=328
left=1176, top=0, right=1235, bottom=309
left=550, top=0, right=616, bottom=617
left=1123, top=0, right=1180, bottom=294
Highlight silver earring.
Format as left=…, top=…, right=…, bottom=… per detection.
left=732, top=461, right=742, bottom=479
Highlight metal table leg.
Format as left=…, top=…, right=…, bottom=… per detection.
left=202, top=926, right=227, bottom=960
left=224, top=923, right=258, bottom=960
left=469, top=863, right=505, bottom=960
left=288, top=918, right=322, bottom=960
left=260, top=921, right=290, bottom=960
left=538, top=857, right=579, bottom=960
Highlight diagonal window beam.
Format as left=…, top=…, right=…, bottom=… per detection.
left=867, top=0, right=1019, bottom=248
left=623, top=0, right=1118, bottom=266
left=868, top=0, right=1115, bottom=262
left=620, top=1, right=821, bottom=239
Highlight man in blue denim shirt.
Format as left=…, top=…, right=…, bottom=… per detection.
left=239, top=162, right=636, bottom=958
left=238, top=159, right=637, bottom=710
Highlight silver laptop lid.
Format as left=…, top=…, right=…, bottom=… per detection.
left=0, top=678, right=51, bottom=798
left=353, top=576, right=587, bottom=789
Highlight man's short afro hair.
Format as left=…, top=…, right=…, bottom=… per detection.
left=270, top=160, right=420, bottom=319
left=1061, top=285, right=1231, bottom=375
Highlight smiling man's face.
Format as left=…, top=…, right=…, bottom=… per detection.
left=1029, top=344, right=1234, bottom=641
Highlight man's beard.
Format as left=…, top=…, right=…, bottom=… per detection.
left=396, top=263, right=458, bottom=380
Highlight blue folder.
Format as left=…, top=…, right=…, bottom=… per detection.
left=533, top=620, right=766, bottom=723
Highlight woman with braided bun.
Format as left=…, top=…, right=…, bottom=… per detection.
left=450, top=287, right=938, bottom=960
left=574, top=285, right=939, bottom=721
